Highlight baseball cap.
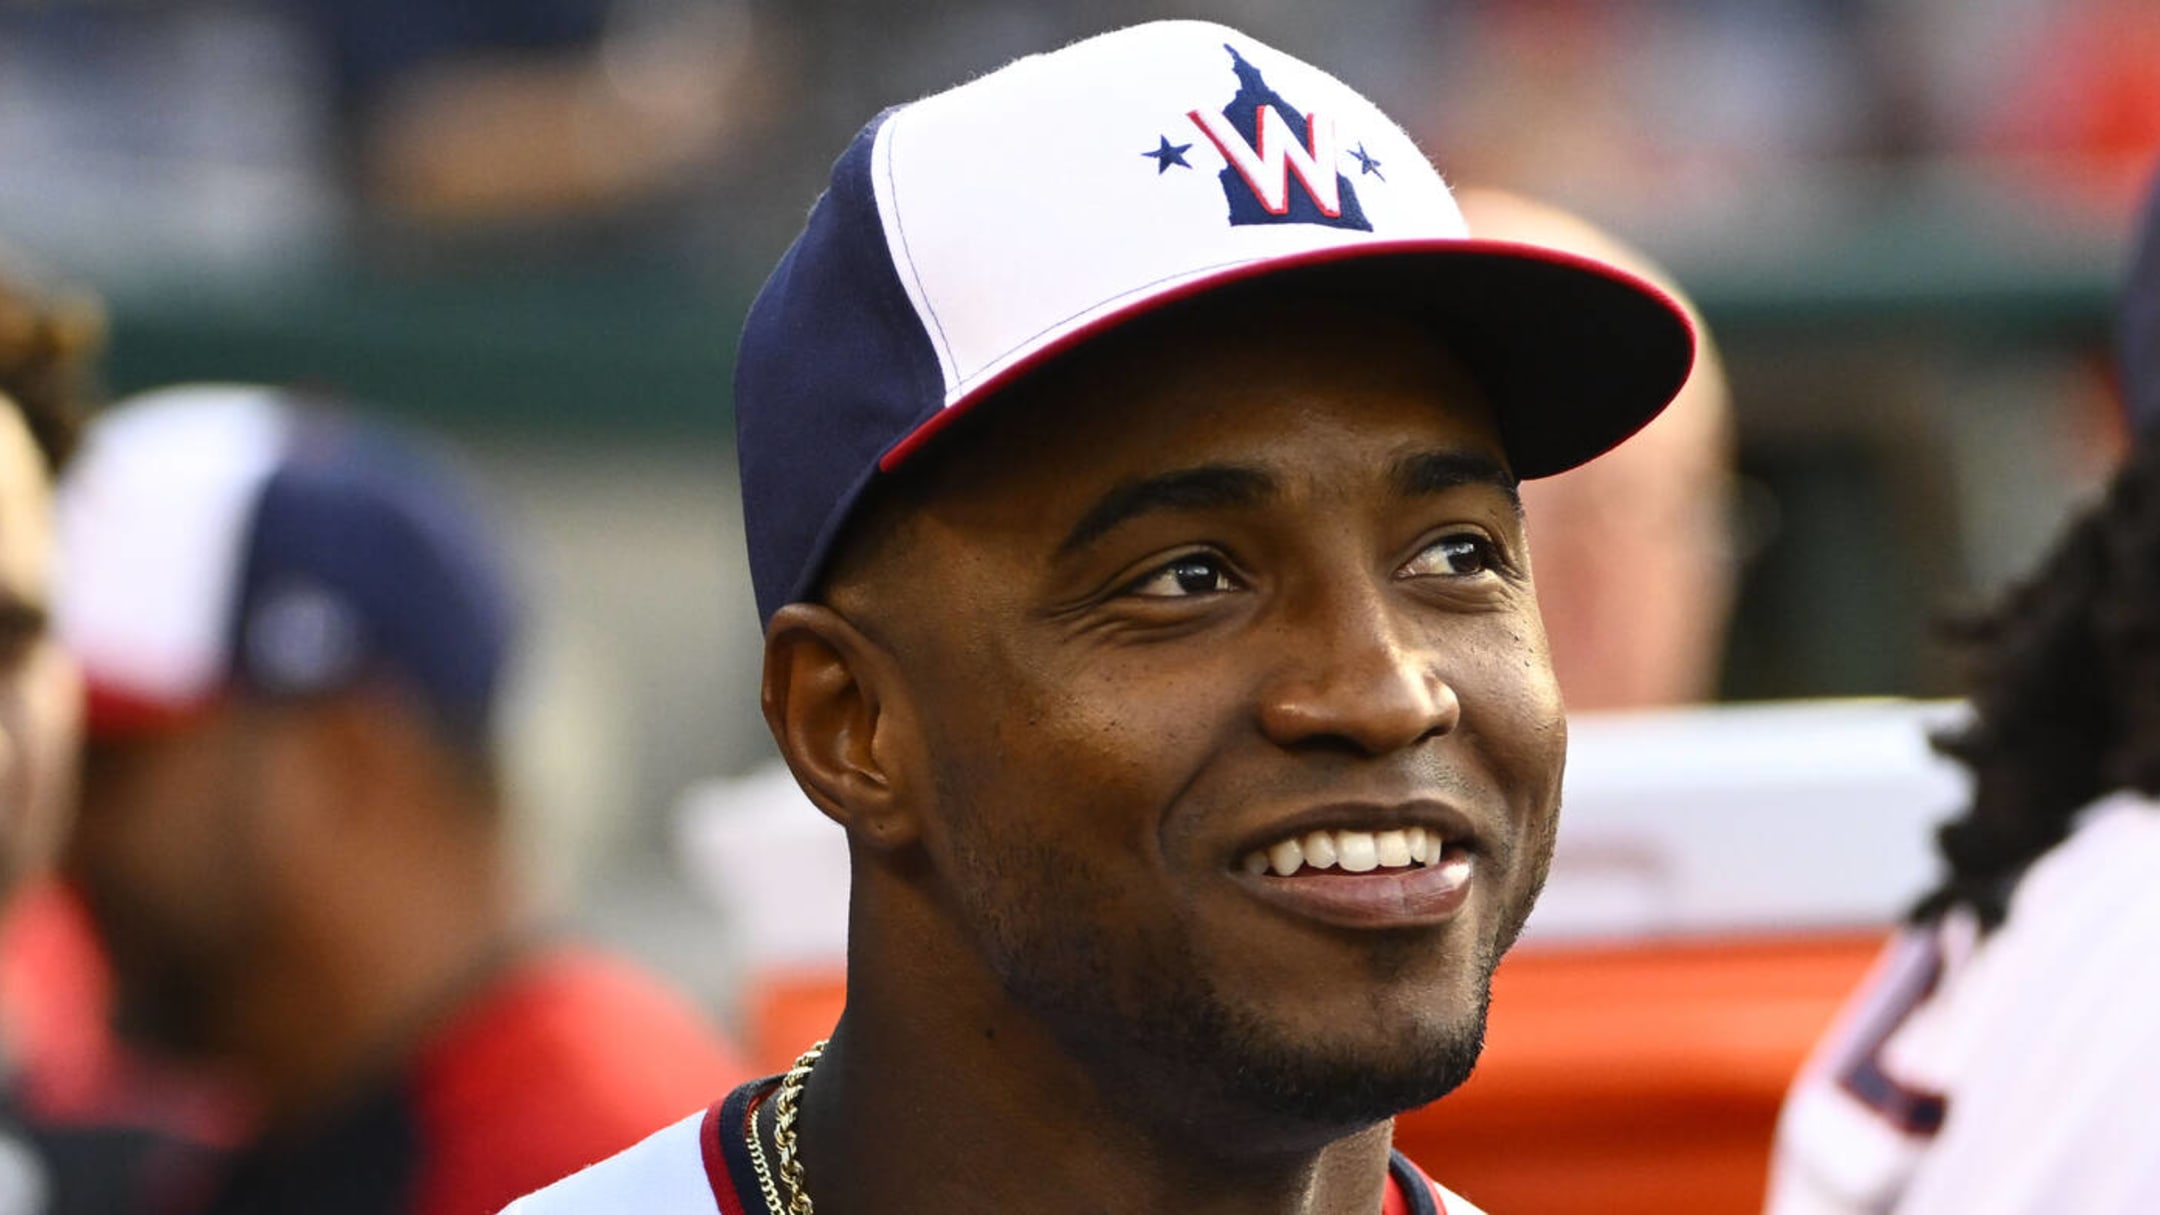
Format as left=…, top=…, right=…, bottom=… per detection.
left=735, top=19, right=1697, bottom=625
left=2122, top=168, right=2160, bottom=435
left=55, top=385, right=518, bottom=749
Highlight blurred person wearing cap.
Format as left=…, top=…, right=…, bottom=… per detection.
left=56, top=386, right=746, bottom=1215
left=1454, top=188, right=1737, bottom=710
left=1765, top=173, right=2160, bottom=1214
left=509, top=20, right=1693, bottom=1215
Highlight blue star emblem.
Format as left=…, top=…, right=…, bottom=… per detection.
left=1143, top=135, right=1193, bottom=173
left=1350, top=142, right=1384, bottom=180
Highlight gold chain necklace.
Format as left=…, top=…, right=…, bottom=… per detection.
left=744, top=1039, right=829, bottom=1215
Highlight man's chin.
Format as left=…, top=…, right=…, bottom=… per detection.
left=1214, top=1008, right=1491, bottom=1129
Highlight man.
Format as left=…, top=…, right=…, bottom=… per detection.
left=56, top=385, right=746, bottom=1214
left=1764, top=170, right=2160, bottom=1214
left=510, top=20, right=1692, bottom=1214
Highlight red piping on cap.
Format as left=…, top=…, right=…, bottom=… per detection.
left=84, top=681, right=220, bottom=739
left=876, top=236, right=1697, bottom=474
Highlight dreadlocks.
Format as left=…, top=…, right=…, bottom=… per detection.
left=1918, top=434, right=2160, bottom=928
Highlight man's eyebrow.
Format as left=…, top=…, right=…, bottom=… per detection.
left=1057, top=464, right=1278, bottom=556
left=1390, top=450, right=1522, bottom=515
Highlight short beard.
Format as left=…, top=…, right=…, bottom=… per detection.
left=1129, top=935, right=1498, bottom=1134
left=949, top=824, right=1502, bottom=1146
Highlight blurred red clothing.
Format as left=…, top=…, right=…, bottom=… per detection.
left=0, top=885, right=751, bottom=1215
left=408, top=947, right=748, bottom=1215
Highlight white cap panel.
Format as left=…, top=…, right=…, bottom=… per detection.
left=56, top=385, right=290, bottom=705
left=871, top=20, right=1468, bottom=402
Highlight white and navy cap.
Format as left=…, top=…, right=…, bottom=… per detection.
left=735, top=19, right=1697, bottom=624
left=56, top=385, right=518, bottom=747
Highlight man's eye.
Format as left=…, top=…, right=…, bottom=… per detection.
left=1404, top=534, right=1498, bottom=578
left=1127, top=555, right=1237, bottom=599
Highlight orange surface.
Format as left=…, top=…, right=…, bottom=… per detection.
left=1399, top=931, right=1884, bottom=1214
left=745, top=930, right=1885, bottom=1214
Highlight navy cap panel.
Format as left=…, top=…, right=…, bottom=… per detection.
left=228, top=413, right=518, bottom=749
left=2122, top=173, right=2160, bottom=437
left=735, top=110, right=948, bottom=625
left=1419, top=252, right=1697, bottom=479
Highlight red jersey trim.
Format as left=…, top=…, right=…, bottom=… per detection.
left=700, top=1099, right=747, bottom=1215
left=706, top=1079, right=783, bottom=1215
left=1387, top=1150, right=1447, bottom=1215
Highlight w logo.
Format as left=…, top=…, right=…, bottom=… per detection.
left=1186, top=46, right=1370, bottom=231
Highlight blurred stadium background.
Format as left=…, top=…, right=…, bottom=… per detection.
left=3, top=0, right=2155, bottom=1205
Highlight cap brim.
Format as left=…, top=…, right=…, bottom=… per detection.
left=880, top=238, right=1697, bottom=481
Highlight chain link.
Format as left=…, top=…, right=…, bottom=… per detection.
left=772, top=1039, right=827, bottom=1215
left=743, top=1088, right=790, bottom=1215
left=742, top=1039, right=829, bottom=1215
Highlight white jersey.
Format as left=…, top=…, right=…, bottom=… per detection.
left=503, top=1078, right=1489, bottom=1214
left=1768, top=792, right=2160, bottom=1214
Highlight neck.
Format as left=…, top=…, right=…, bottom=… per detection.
left=237, top=821, right=519, bottom=1126
left=792, top=887, right=1396, bottom=1215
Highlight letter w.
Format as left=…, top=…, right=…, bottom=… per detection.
left=1187, top=105, right=1343, bottom=217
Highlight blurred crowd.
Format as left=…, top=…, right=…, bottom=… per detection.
left=1, top=0, right=2156, bottom=275
left=0, top=268, right=753, bottom=1211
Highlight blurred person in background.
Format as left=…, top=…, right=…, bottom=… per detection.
left=306, top=0, right=760, bottom=234
left=0, top=0, right=758, bottom=272
left=0, top=258, right=93, bottom=912
left=1455, top=188, right=1737, bottom=709
left=0, top=253, right=222, bottom=1215
left=1765, top=171, right=2160, bottom=1214
left=55, top=385, right=746, bottom=1214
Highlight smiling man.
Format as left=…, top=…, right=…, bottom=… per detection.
left=508, top=19, right=1692, bottom=1215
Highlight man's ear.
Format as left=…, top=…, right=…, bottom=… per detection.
left=761, top=603, right=921, bottom=851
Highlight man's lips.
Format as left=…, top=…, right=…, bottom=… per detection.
left=1220, top=802, right=1490, bottom=929
left=1231, top=845, right=1476, bottom=929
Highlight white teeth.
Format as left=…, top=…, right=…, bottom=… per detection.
left=1268, top=837, right=1305, bottom=877
left=1242, top=826, right=1454, bottom=877
left=1302, top=830, right=1338, bottom=870
left=1337, top=831, right=1380, bottom=873
left=1375, top=829, right=1412, bottom=869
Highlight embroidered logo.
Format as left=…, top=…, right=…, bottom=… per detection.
left=1181, top=44, right=1371, bottom=231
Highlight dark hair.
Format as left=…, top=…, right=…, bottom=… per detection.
left=0, top=257, right=102, bottom=475
left=1916, top=435, right=2160, bottom=928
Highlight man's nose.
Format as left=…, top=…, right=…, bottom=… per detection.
left=1254, top=589, right=1460, bottom=755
